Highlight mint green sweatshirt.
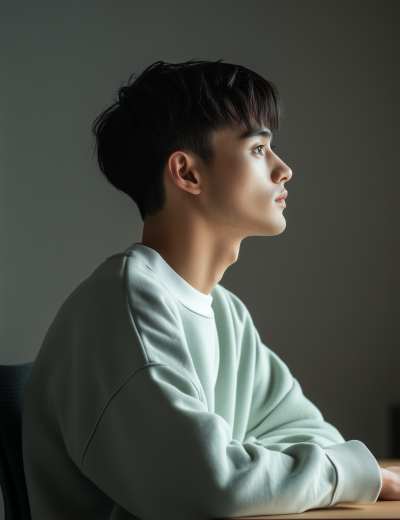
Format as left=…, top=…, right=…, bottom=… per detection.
left=22, top=243, right=382, bottom=520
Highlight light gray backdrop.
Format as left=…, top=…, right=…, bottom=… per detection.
left=1, top=1, right=399, bottom=517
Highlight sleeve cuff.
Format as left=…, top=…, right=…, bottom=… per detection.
left=323, top=439, right=382, bottom=506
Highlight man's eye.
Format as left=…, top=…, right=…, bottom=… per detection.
left=253, top=145, right=265, bottom=155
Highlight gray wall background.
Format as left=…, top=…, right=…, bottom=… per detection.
left=1, top=0, right=399, bottom=517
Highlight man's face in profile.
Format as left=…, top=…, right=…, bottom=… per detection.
left=200, top=122, right=293, bottom=238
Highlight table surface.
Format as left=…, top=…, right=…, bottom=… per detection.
left=220, top=460, right=400, bottom=520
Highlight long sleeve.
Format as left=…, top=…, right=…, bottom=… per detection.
left=244, top=330, right=382, bottom=507
left=231, top=294, right=383, bottom=511
left=81, top=354, right=382, bottom=519
left=82, top=362, right=337, bottom=520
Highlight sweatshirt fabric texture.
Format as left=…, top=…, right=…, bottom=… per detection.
left=22, top=243, right=382, bottom=520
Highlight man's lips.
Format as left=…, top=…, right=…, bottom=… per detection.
left=275, top=190, right=288, bottom=203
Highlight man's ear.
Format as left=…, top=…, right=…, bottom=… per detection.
left=167, top=151, right=202, bottom=195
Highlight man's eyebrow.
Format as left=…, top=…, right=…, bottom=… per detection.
left=239, top=127, right=274, bottom=140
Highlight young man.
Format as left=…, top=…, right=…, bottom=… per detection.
left=22, top=59, right=400, bottom=520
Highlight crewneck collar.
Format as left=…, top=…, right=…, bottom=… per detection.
left=123, top=242, right=214, bottom=317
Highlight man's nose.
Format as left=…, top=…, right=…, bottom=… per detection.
left=272, top=158, right=292, bottom=184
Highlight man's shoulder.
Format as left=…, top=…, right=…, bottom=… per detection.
left=40, top=250, right=178, bottom=353
left=68, top=249, right=174, bottom=309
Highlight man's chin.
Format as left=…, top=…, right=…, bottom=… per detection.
left=248, top=218, right=286, bottom=237
left=265, top=215, right=287, bottom=236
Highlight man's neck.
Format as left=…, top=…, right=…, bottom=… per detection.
left=141, top=214, right=242, bottom=295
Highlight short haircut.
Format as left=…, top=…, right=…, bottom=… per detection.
left=92, top=59, right=282, bottom=221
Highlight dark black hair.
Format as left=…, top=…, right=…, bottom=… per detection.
left=92, top=59, right=282, bottom=221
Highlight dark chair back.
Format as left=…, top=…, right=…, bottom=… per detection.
left=0, top=362, right=33, bottom=520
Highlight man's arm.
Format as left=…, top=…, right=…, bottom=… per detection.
left=221, top=288, right=383, bottom=508
left=243, top=325, right=400, bottom=503
left=81, top=361, right=381, bottom=519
